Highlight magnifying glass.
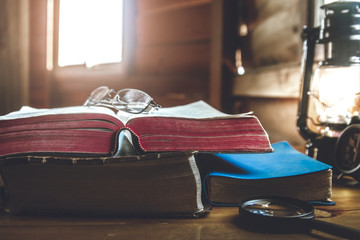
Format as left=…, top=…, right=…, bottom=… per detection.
left=239, top=196, right=360, bottom=239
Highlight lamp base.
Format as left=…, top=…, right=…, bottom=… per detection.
left=306, top=137, right=338, bottom=171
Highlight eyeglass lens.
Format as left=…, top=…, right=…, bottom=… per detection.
left=86, top=86, right=111, bottom=105
left=113, top=89, right=153, bottom=113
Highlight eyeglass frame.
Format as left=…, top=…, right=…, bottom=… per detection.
left=83, top=86, right=162, bottom=114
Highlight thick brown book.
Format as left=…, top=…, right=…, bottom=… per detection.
left=0, top=151, right=209, bottom=217
left=0, top=101, right=272, bottom=157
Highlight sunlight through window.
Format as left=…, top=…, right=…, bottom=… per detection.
left=57, top=0, right=123, bottom=68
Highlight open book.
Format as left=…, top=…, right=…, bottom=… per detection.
left=0, top=101, right=272, bottom=157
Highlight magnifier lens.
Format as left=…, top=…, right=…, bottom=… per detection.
left=242, top=199, right=309, bottom=217
left=238, top=197, right=315, bottom=234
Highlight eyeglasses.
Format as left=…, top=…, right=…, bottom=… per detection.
left=83, top=86, right=162, bottom=114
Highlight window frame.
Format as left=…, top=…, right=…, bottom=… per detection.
left=48, top=0, right=136, bottom=75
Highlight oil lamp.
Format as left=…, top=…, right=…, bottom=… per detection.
left=297, top=1, right=360, bottom=169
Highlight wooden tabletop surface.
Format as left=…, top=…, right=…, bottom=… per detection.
left=0, top=180, right=359, bottom=240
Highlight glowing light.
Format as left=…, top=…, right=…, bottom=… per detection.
left=308, top=65, right=360, bottom=136
left=239, top=23, right=248, bottom=36
left=237, top=66, right=245, bottom=75
left=57, top=0, right=123, bottom=68
left=235, top=49, right=245, bottom=75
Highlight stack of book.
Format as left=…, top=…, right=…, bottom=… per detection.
left=0, top=101, right=332, bottom=217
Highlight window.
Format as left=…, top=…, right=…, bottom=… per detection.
left=47, top=0, right=124, bottom=70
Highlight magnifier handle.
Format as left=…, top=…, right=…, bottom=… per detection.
left=310, top=219, right=360, bottom=239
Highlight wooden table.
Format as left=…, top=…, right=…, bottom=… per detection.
left=0, top=181, right=359, bottom=240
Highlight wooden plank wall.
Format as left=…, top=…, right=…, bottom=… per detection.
left=136, top=0, right=211, bottom=75
left=0, top=0, right=29, bottom=115
left=250, top=0, right=305, bottom=67
left=233, top=0, right=308, bottom=147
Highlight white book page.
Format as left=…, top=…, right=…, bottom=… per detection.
left=0, top=101, right=252, bottom=123
left=151, top=100, right=228, bottom=118
left=119, top=100, right=253, bottom=122
left=0, top=106, right=118, bottom=121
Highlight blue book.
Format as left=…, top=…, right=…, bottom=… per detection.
left=200, top=141, right=332, bottom=206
